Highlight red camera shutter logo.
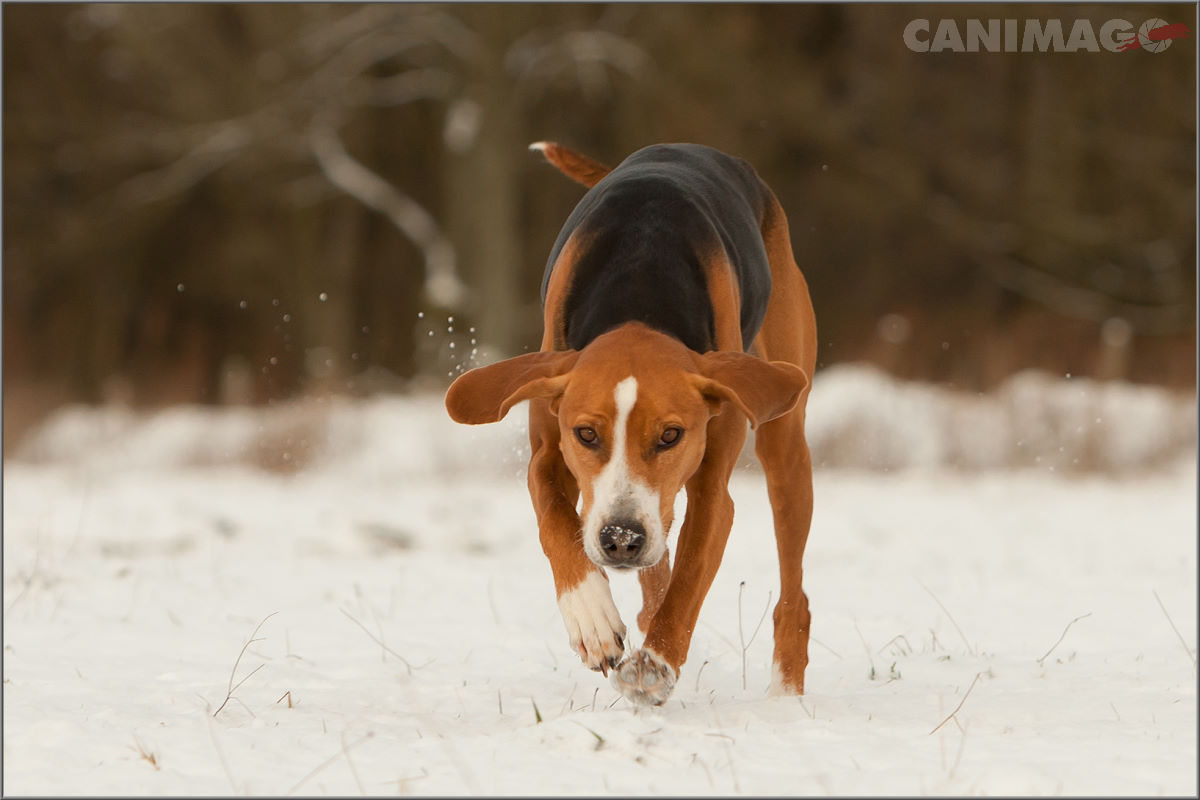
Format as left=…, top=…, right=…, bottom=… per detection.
left=1118, top=19, right=1191, bottom=52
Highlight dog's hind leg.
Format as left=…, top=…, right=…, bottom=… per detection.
left=754, top=407, right=814, bottom=695
left=752, top=191, right=818, bottom=695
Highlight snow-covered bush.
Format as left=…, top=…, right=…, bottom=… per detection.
left=15, top=365, right=1195, bottom=475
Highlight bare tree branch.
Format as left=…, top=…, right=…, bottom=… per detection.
left=561, top=30, right=650, bottom=77
left=303, top=8, right=481, bottom=73
left=309, top=112, right=466, bottom=309
left=113, top=121, right=253, bottom=206
left=308, top=30, right=430, bottom=97
left=299, top=5, right=401, bottom=58
left=359, top=68, right=456, bottom=106
left=981, top=256, right=1193, bottom=335
left=506, top=26, right=649, bottom=98
left=407, top=9, right=485, bottom=64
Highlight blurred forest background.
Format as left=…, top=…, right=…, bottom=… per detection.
left=3, top=3, right=1196, bottom=452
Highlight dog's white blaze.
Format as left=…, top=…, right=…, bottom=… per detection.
left=558, top=571, right=625, bottom=659
left=582, top=376, right=665, bottom=566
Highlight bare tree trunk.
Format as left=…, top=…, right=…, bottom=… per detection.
left=442, top=9, right=529, bottom=360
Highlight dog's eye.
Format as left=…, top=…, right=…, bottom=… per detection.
left=575, top=427, right=599, bottom=446
left=657, top=427, right=683, bottom=449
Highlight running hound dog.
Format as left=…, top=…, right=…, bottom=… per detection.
left=445, top=142, right=817, bottom=706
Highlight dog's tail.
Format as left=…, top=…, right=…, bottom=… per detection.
left=529, top=141, right=612, bottom=188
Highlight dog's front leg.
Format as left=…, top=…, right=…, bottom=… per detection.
left=527, top=399, right=627, bottom=674
left=613, top=411, right=747, bottom=705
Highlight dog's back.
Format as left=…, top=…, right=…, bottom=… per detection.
left=539, top=143, right=774, bottom=354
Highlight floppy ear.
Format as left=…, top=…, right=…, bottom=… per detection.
left=445, top=350, right=579, bottom=425
left=690, top=351, right=809, bottom=429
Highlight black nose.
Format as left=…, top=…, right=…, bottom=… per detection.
left=598, top=521, right=646, bottom=564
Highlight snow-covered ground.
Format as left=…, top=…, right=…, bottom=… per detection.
left=4, top=366, right=1196, bottom=795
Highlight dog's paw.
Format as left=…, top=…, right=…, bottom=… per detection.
left=612, top=648, right=677, bottom=706
left=558, top=572, right=627, bottom=675
left=768, top=661, right=805, bottom=697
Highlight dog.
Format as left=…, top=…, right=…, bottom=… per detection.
left=445, top=142, right=817, bottom=706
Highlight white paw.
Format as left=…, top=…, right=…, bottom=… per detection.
left=768, top=661, right=790, bottom=696
left=612, top=648, right=677, bottom=706
left=558, top=572, right=627, bottom=674
left=768, top=660, right=804, bottom=697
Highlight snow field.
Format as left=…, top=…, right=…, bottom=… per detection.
left=3, top=369, right=1196, bottom=795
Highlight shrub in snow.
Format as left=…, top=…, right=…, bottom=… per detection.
left=14, top=365, right=1195, bottom=475
left=805, top=364, right=1196, bottom=474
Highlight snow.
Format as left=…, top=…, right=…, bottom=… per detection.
left=4, top=366, right=1196, bottom=795
left=16, top=364, right=1196, bottom=476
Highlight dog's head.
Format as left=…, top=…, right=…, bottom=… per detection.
left=445, top=324, right=808, bottom=571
